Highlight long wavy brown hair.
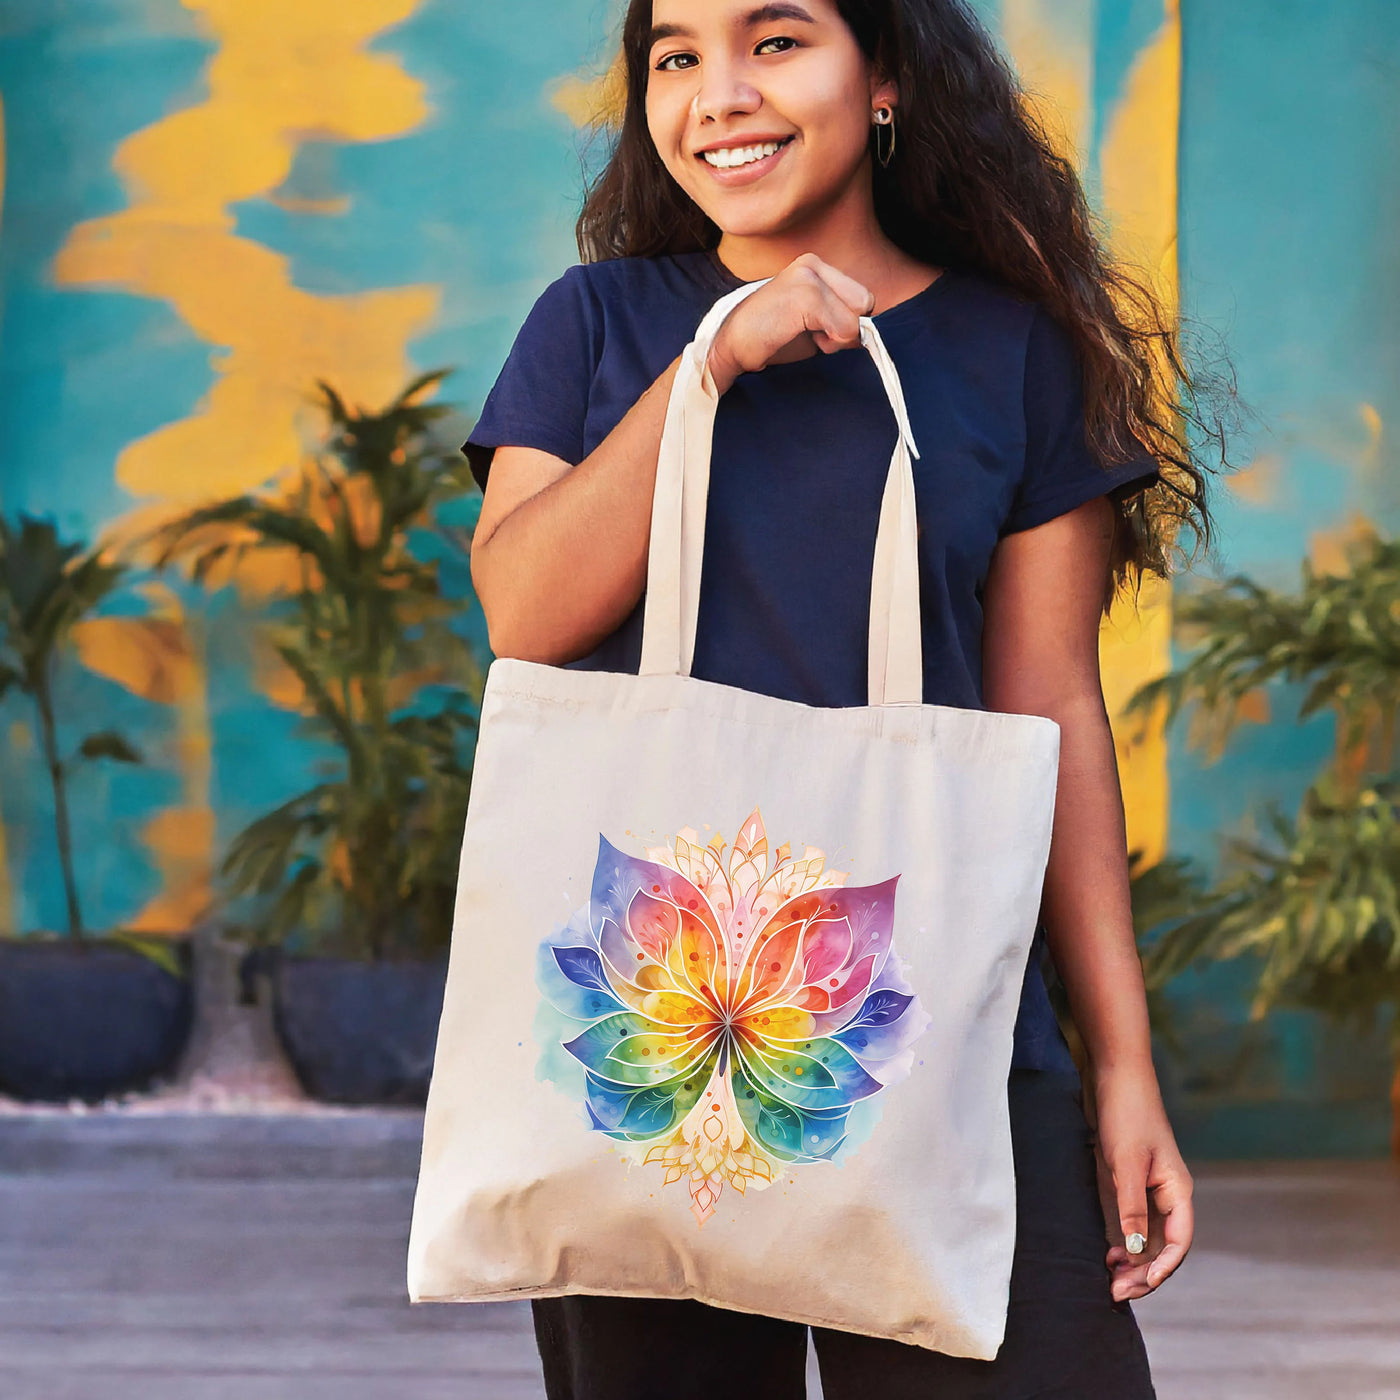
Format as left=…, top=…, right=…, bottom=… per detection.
left=575, top=0, right=1233, bottom=604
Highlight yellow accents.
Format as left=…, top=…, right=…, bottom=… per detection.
left=1359, top=402, right=1384, bottom=480
left=52, top=0, right=438, bottom=506
left=1099, top=9, right=1182, bottom=296
left=1229, top=452, right=1283, bottom=506
left=47, top=0, right=437, bottom=931
left=1001, top=0, right=1095, bottom=161
left=1004, top=3, right=1182, bottom=869
left=1361, top=402, right=1384, bottom=446
left=550, top=52, right=627, bottom=128
left=1308, top=509, right=1378, bottom=578
left=71, top=584, right=214, bottom=934
left=1099, top=8, right=1182, bottom=870
left=70, top=613, right=200, bottom=710
left=126, top=808, right=217, bottom=935
left=1098, top=574, right=1173, bottom=866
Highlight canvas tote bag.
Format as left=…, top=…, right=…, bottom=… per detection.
left=407, top=279, right=1061, bottom=1359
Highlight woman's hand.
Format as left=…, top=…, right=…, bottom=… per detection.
left=706, top=252, right=875, bottom=394
left=1087, top=1060, right=1195, bottom=1302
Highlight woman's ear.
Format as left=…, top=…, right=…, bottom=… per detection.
left=870, top=74, right=899, bottom=117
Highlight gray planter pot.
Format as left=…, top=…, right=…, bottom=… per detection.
left=259, top=952, right=448, bottom=1106
left=0, top=938, right=193, bottom=1102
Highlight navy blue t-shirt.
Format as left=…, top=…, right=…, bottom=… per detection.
left=464, top=248, right=1159, bottom=1076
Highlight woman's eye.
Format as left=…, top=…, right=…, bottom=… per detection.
left=654, top=36, right=796, bottom=70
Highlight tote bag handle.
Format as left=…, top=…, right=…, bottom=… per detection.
left=639, top=278, right=924, bottom=706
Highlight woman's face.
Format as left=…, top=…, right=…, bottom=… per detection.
left=644, top=0, right=895, bottom=239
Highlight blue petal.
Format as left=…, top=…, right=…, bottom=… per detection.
left=536, top=941, right=627, bottom=1023
left=840, top=988, right=913, bottom=1030
left=583, top=1062, right=712, bottom=1141
left=553, top=944, right=612, bottom=995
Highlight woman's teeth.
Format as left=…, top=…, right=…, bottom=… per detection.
left=701, top=139, right=788, bottom=169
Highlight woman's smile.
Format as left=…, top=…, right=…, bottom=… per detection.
left=696, top=134, right=796, bottom=185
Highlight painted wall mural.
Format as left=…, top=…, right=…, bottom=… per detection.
left=1, top=0, right=1396, bottom=1152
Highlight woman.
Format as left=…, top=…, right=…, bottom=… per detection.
left=464, top=0, right=1220, bottom=1394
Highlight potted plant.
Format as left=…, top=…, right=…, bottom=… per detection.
left=0, top=516, right=193, bottom=1101
left=153, top=371, right=482, bottom=1104
left=1126, top=529, right=1400, bottom=1158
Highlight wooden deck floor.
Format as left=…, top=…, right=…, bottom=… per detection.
left=1, top=1115, right=1396, bottom=1400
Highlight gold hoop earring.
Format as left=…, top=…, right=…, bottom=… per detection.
left=873, top=107, right=896, bottom=167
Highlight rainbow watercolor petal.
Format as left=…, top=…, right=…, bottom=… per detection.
left=538, top=809, right=929, bottom=1226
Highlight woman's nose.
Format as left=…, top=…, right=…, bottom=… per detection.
left=691, top=68, right=762, bottom=125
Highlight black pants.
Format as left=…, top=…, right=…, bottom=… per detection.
left=532, top=1068, right=1157, bottom=1399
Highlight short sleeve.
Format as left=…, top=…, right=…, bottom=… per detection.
left=1000, top=306, right=1160, bottom=536
left=461, top=264, right=601, bottom=493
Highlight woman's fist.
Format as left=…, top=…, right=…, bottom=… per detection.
left=706, top=252, right=876, bottom=395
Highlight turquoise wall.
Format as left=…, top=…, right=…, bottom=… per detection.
left=1, top=0, right=1396, bottom=1152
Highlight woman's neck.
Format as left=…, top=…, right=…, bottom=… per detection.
left=714, top=190, right=939, bottom=315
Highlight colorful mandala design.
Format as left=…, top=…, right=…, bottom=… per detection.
left=536, top=809, right=929, bottom=1226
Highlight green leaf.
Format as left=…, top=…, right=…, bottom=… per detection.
left=110, top=933, right=186, bottom=977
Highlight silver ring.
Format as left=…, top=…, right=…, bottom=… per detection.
left=1125, top=1232, right=1146, bottom=1255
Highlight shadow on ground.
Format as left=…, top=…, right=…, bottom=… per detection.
left=1, top=1115, right=1396, bottom=1400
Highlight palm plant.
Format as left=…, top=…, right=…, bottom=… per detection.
left=149, top=370, right=482, bottom=960
left=0, top=517, right=143, bottom=938
left=1128, top=529, right=1400, bottom=1156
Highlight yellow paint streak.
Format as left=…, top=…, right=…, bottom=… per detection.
left=1100, top=9, right=1181, bottom=297
left=70, top=614, right=200, bottom=706
left=550, top=52, right=627, bottom=129
left=1303, top=511, right=1389, bottom=782
left=130, top=588, right=216, bottom=937
left=52, top=0, right=438, bottom=505
left=128, top=808, right=217, bottom=935
left=1094, top=6, right=1182, bottom=870
left=1001, top=0, right=1095, bottom=162
left=1098, top=573, right=1172, bottom=865
left=1092, top=8, right=1181, bottom=862
left=1004, top=5, right=1181, bottom=867
left=49, top=0, right=437, bottom=931
left=71, top=585, right=214, bottom=934
left=1228, top=452, right=1283, bottom=507
left=1308, top=509, right=1378, bottom=578
left=1361, top=402, right=1384, bottom=453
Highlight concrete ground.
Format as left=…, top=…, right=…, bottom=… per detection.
left=1, top=1114, right=1397, bottom=1400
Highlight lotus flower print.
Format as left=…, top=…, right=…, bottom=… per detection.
left=537, top=809, right=929, bottom=1226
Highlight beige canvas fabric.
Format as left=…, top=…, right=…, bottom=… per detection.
left=407, top=281, right=1061, bottom=1358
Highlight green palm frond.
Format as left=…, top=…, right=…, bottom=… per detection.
left=150, top=371, right=483, bottom=959
left=1126, top=531, right=1400, bottom=1148
left=148, top=495, right=350, bottom=590
left=1127, top=533, right=1400, bottom=767
left=0, top=516, right=126, bottom=687
left=1140, top=779, right=1400, bottom=1026
left=0, top=515, right=144, bottom=938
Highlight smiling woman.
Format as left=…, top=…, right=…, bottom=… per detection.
left=644, top=0, right=900, bottom=241
left=452, top=0, right=1221, bottom=1395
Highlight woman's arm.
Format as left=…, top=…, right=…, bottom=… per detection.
left=471, top=253, right=876, bottom=664
left=982, top=495, right=1194, bottom=1302
left=471, top=354, right=685, bottom=665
